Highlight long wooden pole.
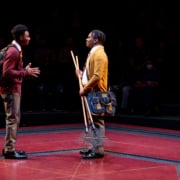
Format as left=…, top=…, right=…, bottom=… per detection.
left=70, top=50, right=90, bottom=132
left=75, top=55, right=95, bottom=130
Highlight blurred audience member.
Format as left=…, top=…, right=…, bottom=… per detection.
left=134, top=57, right=161, bottom=115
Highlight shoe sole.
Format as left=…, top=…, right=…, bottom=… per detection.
left=4, top=156, right=28, bottom=159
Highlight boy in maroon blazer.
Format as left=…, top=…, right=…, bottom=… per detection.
left=0, top=24, right=40, bottom=159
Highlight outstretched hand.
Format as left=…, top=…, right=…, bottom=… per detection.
left=25, top=63, right=40, bottom=78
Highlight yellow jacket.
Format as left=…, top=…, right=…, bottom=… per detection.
left=83, top=45, right=108, bottom=94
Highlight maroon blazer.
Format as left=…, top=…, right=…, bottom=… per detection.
left=0, top=45, right=28, bottom=94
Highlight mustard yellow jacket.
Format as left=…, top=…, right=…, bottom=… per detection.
left=83, top=45, right=108, bottom=94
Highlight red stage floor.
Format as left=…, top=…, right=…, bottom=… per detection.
left=0, top=123, right=180, bottom=180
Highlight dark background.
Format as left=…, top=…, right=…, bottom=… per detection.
left=1, top=1, right=180, bottom=112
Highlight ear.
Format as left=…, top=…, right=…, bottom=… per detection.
left=93, top=39, right=98, bottom=44
left=19, top=35, right=24, bottom=41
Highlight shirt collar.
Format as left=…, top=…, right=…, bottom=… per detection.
left=90, top=45, right=102, bottom=54
left=12, top=40, right=22, bottom=52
